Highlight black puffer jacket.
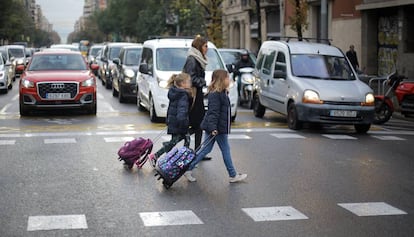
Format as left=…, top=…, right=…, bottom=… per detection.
left=166, top=86, right=190, bottom=134
left=200, top=91, right=231, bottom=134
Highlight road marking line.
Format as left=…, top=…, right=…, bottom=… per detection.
left=371, top=135, right=406, bottom=141
left=242, top=206, right=309, bottom=222
left=0, top=103, right=12, bottom=114
left=271, top=133, right=306, bottom=139
left=228, top=134, right=251, bottom=139
left=322, top=134, right=357, bottom=140
left=44, top=138, right=77, bottom=144
left=338, top=202, right=407, bottom=217
left=139, top=210, right=203, bottom=226
left=0, top=140, right=15, bottom=145
left=104, top=137, right=134, bottom=142
left=27, top=214, right=88, bottom=231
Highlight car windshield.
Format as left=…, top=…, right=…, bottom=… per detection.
left=220, top=51, right=240, bottom=65
left=125, top=48, right=142, bottom=66
left=291, top=54, right=355, bottom=80
left=156, top=47, right=225, bottom=71
left=9, top=48, right=25, bottom=58
left=109, top=46, right=122, bottom=60
left=90, top=47, right=102, bottom=56
left=29, top=54, right=87, bottom=71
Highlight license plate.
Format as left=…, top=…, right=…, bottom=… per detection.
left=46, top=93, right=71, bottom=99
left=330, top=110, right=357, bottom=117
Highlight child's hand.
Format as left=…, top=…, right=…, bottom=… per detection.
left=211, top=130, right=218, bottom=136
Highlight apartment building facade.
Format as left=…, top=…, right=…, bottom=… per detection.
left=222, top=0, right=414, bottom=78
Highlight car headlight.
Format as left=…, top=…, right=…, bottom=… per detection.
left=155, top=76, right=169, bottom=88
left=81, top=77, right=95, bottom=87
left=302, top=90, right=323, bottom=104
left=123, top=69, right=135, bottom=83
left=17, top=59, right=24, bottom=65
left=21, top=78, right=34, bottom=88
left=362, top=93, right=375, bottom=106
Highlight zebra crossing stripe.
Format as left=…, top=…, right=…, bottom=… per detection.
left=104, top=137, right=134, bottom=142
left=27, top=215, right=87, bottom=231
left=371, top=135, right=406, bottom=141
left=44, top=138, right=77, bottom=144
left=0, top=140, right=15, bottom=145
left=338, top=202, right=407, bottom=217
left=139, top=210, right=203, bottom=226
left=271, top=133, right=306, bottom=139
left=242, top=206, right=309, bottom=222
left=322, top=134, right=357, bottom=140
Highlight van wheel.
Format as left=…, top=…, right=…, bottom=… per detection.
left=287, top=103, right=302, bottom=130
left=253, top=93, right=265, bottom=118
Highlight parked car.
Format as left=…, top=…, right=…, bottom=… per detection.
left=18, top=49, right=99, bottom=116
left=98, top=42, right=136, bottom=89
left=112, top=44, right=143, bottom=103
left=0, top=45, right=19, bottom=81
left=0, top=53, right=13, bottom=93
left=252, top=40, right=375, bottom=133
left=136, top=38, right=238, bottom=122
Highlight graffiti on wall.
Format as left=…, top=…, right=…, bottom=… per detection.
left=378, top=15, right=399, bottom=76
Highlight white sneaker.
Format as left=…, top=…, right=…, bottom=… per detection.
left=184, top=171, right=196, bottom=182
left=229, top=173, right=247, bottom=183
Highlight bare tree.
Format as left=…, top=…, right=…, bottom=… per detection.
left=288, top=0, right=308, bottom=41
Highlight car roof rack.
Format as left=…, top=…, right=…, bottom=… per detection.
left=282, top=36, right=332, bottom=45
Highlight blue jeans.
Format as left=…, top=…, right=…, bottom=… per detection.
left=188, top=132, right=237, bottom=177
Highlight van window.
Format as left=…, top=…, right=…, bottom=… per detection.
left=274, top=52, right=286, bottom=72
left=262, top=50, right=276, bottom=75
left=141, top=47, right=153, bottom=72
left=156, top=48, right=188, bottom=71
left=255, top=51, right=265, bottom=71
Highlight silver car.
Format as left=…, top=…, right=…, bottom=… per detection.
left=253, top=40, right=375, bottom=133
left=0, top=53, right=13, bottom=93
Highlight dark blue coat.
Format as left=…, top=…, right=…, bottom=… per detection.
left=166, top=86, right=190, bottom=134
left=200, top=91, right=231, bottom=134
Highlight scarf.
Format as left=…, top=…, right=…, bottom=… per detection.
left=188, top=47, right=208, bottom=70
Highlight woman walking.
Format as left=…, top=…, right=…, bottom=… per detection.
left=182, top=36, right=212, bottom=160
left=184, top=69, right=247, bottom=183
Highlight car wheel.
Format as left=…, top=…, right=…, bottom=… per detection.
left=355, top=124, right=370, bottom=134
left=373, top=98, right=392, bottom=124
left=112, top=84, right=119, bottom=97
left=88, top=102, right=97, bottom=115
left=253, top=93, right=265, bottom=118
left=105, top=79, right=112, bottom=89
left=118, top=88, right=125, bottom=103
left=19, top=101, right=29, bottom=116
left=287, top=103, right=302, bottom=130
left=149, top=96, right=160, bottom=123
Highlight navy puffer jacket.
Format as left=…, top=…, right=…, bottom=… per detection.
left=166, top=86, right=190, bottom=134
left=200, top=91, right=231, bottom=134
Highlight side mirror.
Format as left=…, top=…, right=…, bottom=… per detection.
left=273, top=70, right=286, bottom=79
left=113, top=58, right=120, bottom=66
left=90, top=63, right=99, bottom=71
left=139, top=63, right=150, bottom=74
left=226, top=64, right=234, bottom=73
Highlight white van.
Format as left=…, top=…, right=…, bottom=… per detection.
left=253, top=40, right=375, bottom=133
left=136, top=38, right=238, bottom=122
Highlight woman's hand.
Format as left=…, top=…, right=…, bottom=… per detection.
left=211, top=130, right=218, bottom=136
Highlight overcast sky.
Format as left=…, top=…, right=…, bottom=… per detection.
left=36, top=0, right=84, bottom=43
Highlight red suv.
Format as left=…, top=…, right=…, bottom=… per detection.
left=18, top=49, right=99, bottom=116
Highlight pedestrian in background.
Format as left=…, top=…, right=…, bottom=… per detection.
left=346, top=44, right=360, bottom=72
left=148, top=73, right=192, bottom=164
left=182, top=35, right=212, bottom=161
left=184, top=69, right=247, bottom=183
